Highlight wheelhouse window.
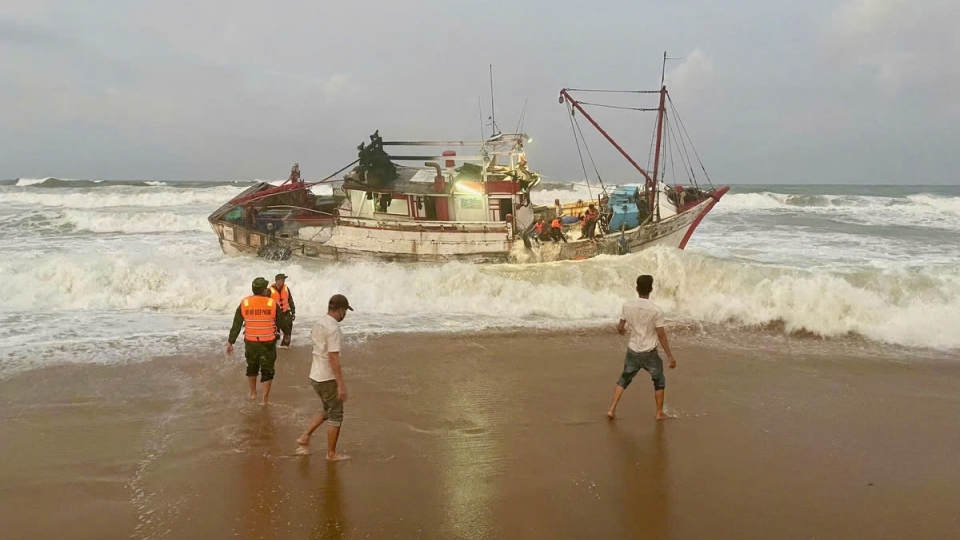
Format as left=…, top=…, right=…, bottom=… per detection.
left=372, top=193, right=410, bottom=216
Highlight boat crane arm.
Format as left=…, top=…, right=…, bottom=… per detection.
left=558, top=89, right=655, bottom=188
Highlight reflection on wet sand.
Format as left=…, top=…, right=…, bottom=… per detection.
left=302, top=459, right=346, bottom=540
left=4, top=333, right=960, bottom=539
left=238, top=408, right=279, bottom=540
left=611, top=423, right=669, bottom=538
left=438, top=382, right=500, bottom=539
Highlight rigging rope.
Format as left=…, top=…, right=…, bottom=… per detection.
left=565, top=88, right=660, bottom=94
left=306, top=158, right=360, bottom=186
left=666, top=115, right=695, bottom=187
left=577, top=102, right=659, bottom=112
left=667, top=94, right=714, bottom=188
left=565, top=102, right=594, bottom=200
left=571, top=113, right=607, bottom=196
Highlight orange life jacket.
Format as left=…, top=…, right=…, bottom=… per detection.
left=269, top=285, right=290, bottom=312
left=535, top=222, right=544, bottom=234
left=551, top=218, right=561, bottom=229
left=241, top=295, right=277, bottom=343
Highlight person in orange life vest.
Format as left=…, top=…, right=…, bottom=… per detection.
left=270, top=273, right=296, bottom=348
left=583, top=203, right=600, bottom=240
left=227, top=277, right=281, bottom=405
left=526, top=217, right=546, bottom=246
left=550, top=216, right=567, bottom=243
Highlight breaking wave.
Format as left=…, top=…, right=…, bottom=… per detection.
left=3, top=247, right=958, bottom=350
left=0, top=186, right=246, bottom=208
left=56, top=209, right=210, bottom=234
left=721, top=191, right=960, bottom=215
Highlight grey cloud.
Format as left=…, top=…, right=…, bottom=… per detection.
left=1, top=0, right=958, bottom=184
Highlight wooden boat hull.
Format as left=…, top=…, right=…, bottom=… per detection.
left=209, top=187, right=726, bottom=264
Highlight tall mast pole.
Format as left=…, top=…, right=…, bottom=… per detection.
left=650, top=51, right=668, bottom=217
left=650, top=86, right=667, bottom=216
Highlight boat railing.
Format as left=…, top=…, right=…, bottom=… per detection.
left=337, top=215, right=511, bottom=234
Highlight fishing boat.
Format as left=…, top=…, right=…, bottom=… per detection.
left=533, top=81, right=729, bottom=262
left=208, top=64, right=727, bottom=263
left=208, top=131, right=540, bottom=263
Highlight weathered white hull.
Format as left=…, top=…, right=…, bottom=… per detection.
left=210, top=188, right=724, bottom=264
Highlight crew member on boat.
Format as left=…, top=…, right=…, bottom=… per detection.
left=550, top=216, right=567, bottom=243
left=270, top=274, right=296, bottom=348
left=583, top=204, right=600, bottom=240
left=527, top=217, right=546, bottom=246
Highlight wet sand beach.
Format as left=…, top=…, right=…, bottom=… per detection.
left=2, top=329, right=959, bottom=540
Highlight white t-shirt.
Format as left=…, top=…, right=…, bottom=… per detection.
left=309, top=315, right=342, bottom=382
left=621, top=297, right=665, bottom=353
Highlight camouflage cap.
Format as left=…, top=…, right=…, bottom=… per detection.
left=252, top=277, right=270, bottom=289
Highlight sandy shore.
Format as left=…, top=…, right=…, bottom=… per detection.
left=1, top=329, right=959, bottom=539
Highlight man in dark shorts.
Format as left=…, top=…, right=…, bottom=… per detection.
left=297, top=294, right=353, bottom=461
left=607, top=275, right=678, bottom=420
left=227, top=277, right=280, bottom=405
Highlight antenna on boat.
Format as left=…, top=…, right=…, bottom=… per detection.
left=478, top=96, right=485, bottom=140
left=660, top=51, right=684, bottom=88
left=660, top=50, right=667, bottom=88
left=489, top=64, right=500, bottom=136
left=513, top=96, right=529, bottom=135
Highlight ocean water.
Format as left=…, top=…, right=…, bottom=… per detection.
left=1, top=177, right=958, bottom=376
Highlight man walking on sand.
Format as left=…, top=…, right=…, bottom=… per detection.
left=607, top=275, right=677, bottom=421
left=227, top=277, right=281, bottom=406
left=297, top=294, right=353, bottom=461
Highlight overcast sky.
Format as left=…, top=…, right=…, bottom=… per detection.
left=2, top=0, right=958, bottom=184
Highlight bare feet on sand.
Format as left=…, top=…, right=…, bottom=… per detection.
left=296, top=435, right=309, bottom=446
left=606, top=410, right=616, bottom=420
left=249, top=392, right=257, bottom=401
left=326, top=453, right=350, bottom=462
left=259, top=400, right=269, bottom=407
left=655, top=412, right=675, bottom=420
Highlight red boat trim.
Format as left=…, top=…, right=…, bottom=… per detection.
left=677, top=186, right=729, bottom=250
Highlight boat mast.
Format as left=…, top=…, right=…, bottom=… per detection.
left=650, top=51, right=668, bottom=217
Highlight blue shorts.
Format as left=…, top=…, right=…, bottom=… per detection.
left=617, top=348, right=665, bottom=391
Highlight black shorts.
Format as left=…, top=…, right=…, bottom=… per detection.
left=245, top=340, right=277, bottom=382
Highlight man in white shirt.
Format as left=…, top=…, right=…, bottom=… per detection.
left=607, top=275, right=677, bottom=420
left=297, top=294, right=353, bottom=461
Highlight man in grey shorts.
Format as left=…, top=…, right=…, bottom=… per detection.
left=297, top=294, right=353, bottom=461
left=607, top=275, right=678, bottom=420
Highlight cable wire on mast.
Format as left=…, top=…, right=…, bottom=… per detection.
left=565, top=101, right=594, bottom=200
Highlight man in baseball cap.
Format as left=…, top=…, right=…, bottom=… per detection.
left=226, top=277, right=281, bottom=405
left=298, top=294, right=353, bottom=460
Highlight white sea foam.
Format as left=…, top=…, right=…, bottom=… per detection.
left=720, top=191, right=960, bottom=214
left=57, top=209, right=210, bottom=233
left=3, top=182, right=960, bottom=376
left=0, top=186, right=245, bottom=209
left=3, top=247, right=958, bottom=352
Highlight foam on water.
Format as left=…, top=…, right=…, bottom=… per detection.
left=1, top=181, right=959, bottom=376
left=55, top=209, right=210, bottom=234
left=0, top=185, right=245, bottom=208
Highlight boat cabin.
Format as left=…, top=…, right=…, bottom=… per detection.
left=337, top=132, right=539, bottom=231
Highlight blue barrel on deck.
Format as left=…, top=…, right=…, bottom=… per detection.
left=606, top=186, right=642, bottom=232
